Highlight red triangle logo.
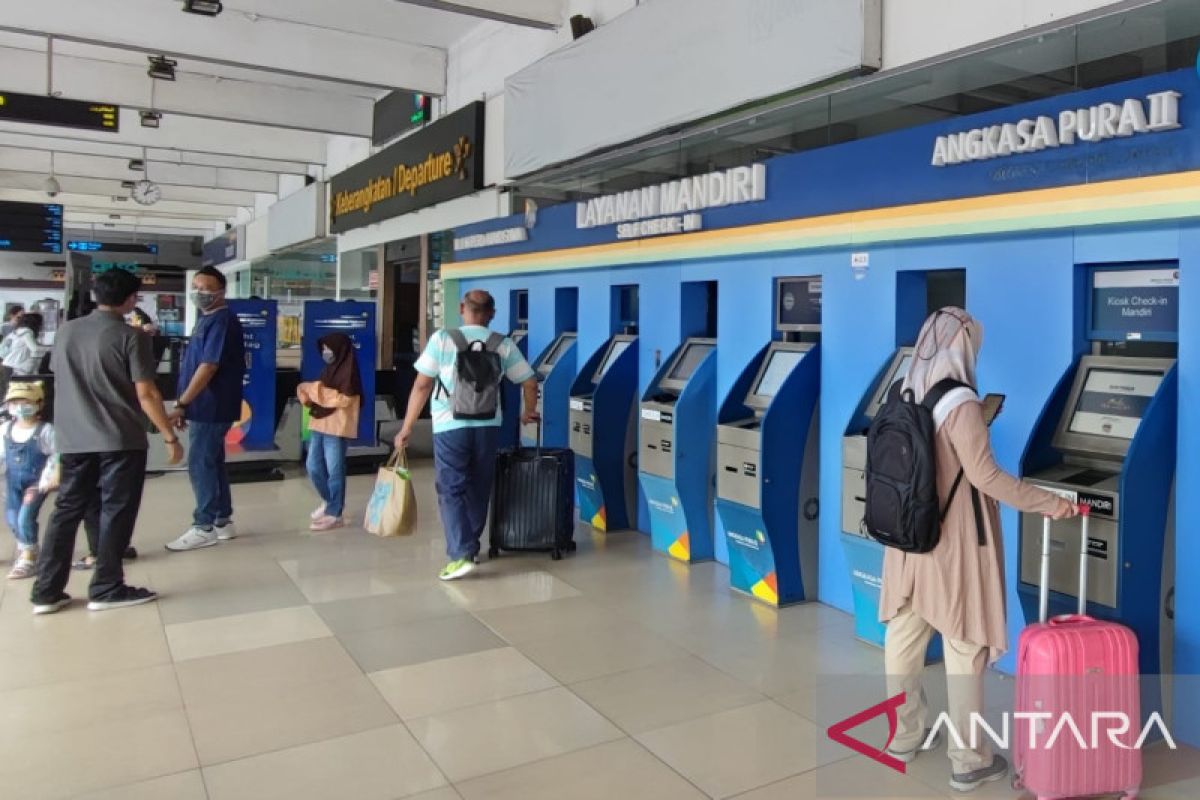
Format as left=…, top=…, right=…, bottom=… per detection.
left=826, top=691, right=908, bottom=774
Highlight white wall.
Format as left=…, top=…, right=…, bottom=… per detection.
left=882, top=0, right=1130, bottom=68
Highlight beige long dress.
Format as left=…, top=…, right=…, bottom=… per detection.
left=878, top=399, right=1061, bottom=661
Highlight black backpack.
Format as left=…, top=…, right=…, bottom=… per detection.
left=438, top=329, right=504, bottom=420
left=864, top=378, right=984, bottom=553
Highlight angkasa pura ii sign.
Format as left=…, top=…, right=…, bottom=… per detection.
left=330, top=101, right=485, bottom=234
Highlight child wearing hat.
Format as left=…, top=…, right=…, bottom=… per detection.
left=1, top=381, right=57, bottom=579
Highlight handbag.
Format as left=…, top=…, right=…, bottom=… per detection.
left=363, top=448, right=417, bottom=537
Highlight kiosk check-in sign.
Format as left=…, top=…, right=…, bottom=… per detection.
left=329, top=101, right=485, bottom=234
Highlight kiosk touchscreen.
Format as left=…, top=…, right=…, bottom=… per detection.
left=840, top=346, right=915, bottom=645
left=499, top=328, right=528, bottom=450
left=521, top=332, right=577, bottom=447
left=569, top=334, right=639, bottom=531
left=639, top=338, right=718, bottom=563
left=1019, top=265, right=1178, bottom=690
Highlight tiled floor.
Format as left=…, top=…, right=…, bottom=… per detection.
left=0, top=462, right=1197, bottom=799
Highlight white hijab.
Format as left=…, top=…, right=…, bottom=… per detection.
left=902, top=307, right=984, bottom=428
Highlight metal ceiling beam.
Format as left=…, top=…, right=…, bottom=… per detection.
left=391, top=0, right=559, bottom=30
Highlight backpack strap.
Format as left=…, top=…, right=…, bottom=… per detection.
left=921, top=378, right=969, bottom=412
left=484, top=332, right=504, bottom=353
left=445, top=328, right=469, bottom=352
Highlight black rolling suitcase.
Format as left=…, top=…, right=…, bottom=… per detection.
left=488, top=425, right=576, bottom=560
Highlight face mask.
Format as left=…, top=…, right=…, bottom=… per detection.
left=321, top=349, right=335, bottom=364
left=11, top=403, right=36, bottom=420
left=191, top=291, right=218, bottom=311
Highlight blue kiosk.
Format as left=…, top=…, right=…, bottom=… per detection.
left=716, top=276, right=821, bottom=605
left=638, top=338, right=717, bottom=562
left=499, top=291, right=529, bottom=450
left=1019, top=264, right=1178, bottom=704
left=569, top=334, right=639, bottom=531
left=522, top=332, right=577, bottom=448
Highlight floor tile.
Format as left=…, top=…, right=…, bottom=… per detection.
left=165, top=605, right=332, bottom=661
left=570, top=656, right=764, bottom=734
left=407, top=687, right=623, bottom=782
left=203, top=724, right=446, bottom=800
left=157, top=577, right=310, bottom=625
left=730, top=754, right=939, bottom=799
left=337, top=613, right=505, bottom=673
left=472, top=595, right=626, bottom=644
left=436, top=570, right=582, bottom=612
left=370, top=646, right=558, bottom=719
left=69, top=770, right=209, bottom=800
left=406, top=788, right=463, bottom=800
left=289, top=567, right=409, bottom=604
left=518, top=622, right=688, bottom=684
left=313, top=585, right=465, bottom=636
left=456, top=738, right=707, bottom=800
left=635, top=701, right=831, bottom=799
left=0, top=708, right=197, bottom=799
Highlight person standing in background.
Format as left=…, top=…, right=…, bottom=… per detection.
left=0, top=306, right=24, bottom=339
left=165, top=267, right=245, bottom=552
left=2, top=313, right=45, bottom=377
left=30, top=269, right=182, bottom=614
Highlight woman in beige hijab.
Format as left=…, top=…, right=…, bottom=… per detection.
left=878, top=307, right=1076, bottom=792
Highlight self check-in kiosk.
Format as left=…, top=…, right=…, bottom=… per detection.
left=716, top=277, right=822, bottom=606
left=1019, top=265, right=1178, bottom=693
left=523, top=332, right=578, bottom=448
left=570, top=334, right=639, bottom=531
left=639, top=338, right=718, bottom=562
left=841, top=347, right=914, bottom=644
left=499, top=326, right=528, bottom=450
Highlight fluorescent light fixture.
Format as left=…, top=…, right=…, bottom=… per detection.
left=182, top=0, right=223, bottom=16
left=128, top=159, right=145, bottom=171
left=140, top=110, right=162, bottom=128
left=147, top=55, right=177, bottom=81
left=120, top=180, right=136, bottom=189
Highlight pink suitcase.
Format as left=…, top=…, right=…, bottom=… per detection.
left=1012, top=508, right=1142, bottom=800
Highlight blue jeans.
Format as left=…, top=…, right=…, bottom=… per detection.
left=433, top=426, right=499, bottom=560
left=188, top=421, right=232, bottom=528
left=306, top=431, right=349, bottom=518
left=6, top=479, right=46, bottom=550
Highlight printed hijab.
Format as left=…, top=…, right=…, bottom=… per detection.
left=902, top=306, right=984, bottom=427
left=317, top=333, right=362, bottom=404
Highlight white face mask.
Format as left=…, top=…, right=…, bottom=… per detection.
left=321, top=348, right=335, bottom=364
left=10, top=403, right=36, bottom=419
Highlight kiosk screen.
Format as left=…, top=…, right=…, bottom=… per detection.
left=595, top=339, right=631, bottom=380
left=866, top=352, right=914, bottom=417
left=753, top=349, right=805, bottom=398
left=776, top=277, right=822, bottom=332
left=1067, top=368, right=1163, bottom=440
left=667, top=342, right=714, bottom=382
left=540, top=335, right=573, bottom=371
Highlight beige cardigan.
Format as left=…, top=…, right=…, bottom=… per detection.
left=878, top=400, right=1061, bottom=660
left=297, top=381, right=359, bottom=439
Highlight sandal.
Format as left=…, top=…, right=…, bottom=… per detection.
left=72, top=555, right=97, bottom=571
left=8, top=560, right=36, bottom=580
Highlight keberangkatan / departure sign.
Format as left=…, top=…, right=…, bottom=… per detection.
left=0, top=201, right=64, bottom=254
left=0, top=91, right=119, bottom=132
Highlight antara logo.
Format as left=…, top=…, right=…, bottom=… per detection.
left=827, top=692, right=1176, bottom=774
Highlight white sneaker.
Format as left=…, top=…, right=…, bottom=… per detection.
left=310, top=504, right=326, bottom=520
left=215, top=522, right=237, bottom=541
left=165, top=526, right=219, bottom=552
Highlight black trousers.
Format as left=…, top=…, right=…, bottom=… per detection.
left=32, top=450, right=148, bottom=603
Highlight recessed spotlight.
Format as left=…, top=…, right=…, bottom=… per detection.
left=121, top=180, right=136, bottom=189
left=128, top=159, right=145, bottom=171
left=182, top=0, right=223, bottom=16
left=148, top=55, right=177, bottom=81
left=111, top=195, right=129, bottom=202
left=140, top=110, right=162, bottom=128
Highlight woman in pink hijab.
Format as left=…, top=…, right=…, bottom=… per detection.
left=878, top=307, right=1076, bottom=792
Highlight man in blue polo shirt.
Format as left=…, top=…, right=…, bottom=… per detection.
left=395, top=290, right=537, bottom=581
left=165, top=266, right=245, bottom=552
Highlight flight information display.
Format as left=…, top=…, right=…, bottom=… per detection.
left=0, top=201, right=63, bottom=253
left=0, top=90, right=118, bottom=132
left=1067, top=368, right=1164, bottom=440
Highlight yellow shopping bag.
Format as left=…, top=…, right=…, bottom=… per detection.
left=363, top=448, right=417, bottom=537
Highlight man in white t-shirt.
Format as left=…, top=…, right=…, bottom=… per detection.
left=395, top=290, right=537, bottom=581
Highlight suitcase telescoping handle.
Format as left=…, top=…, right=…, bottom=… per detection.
left=1038, top=504, right=1090, bottom=624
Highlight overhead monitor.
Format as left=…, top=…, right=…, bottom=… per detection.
left=1054, top=355, right=1172, bottom=458
left=537, top=333, right=576, bottom=374
left=775, top=276, right=822, bottom=333
left=658, top=338, right=715, bottom=392
left=745, top=342, right=812, bottom=412
left=1088, top=265, right=1179, bottom=343
left=865, top=348, right=915, bottom=420
left=593, top=335, right=634, bottom=383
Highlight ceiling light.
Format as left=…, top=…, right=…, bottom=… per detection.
left=182, top=0, right=223, bottom=16
left=148, top=55, right=177, bottom=81
left=140, top=110, right=162, bottom=128
left=121, top=180, right=136, bottom=189
left=128, top=159, right=145, bottom=171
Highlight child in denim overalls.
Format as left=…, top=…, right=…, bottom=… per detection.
left=1, top=381, right=57, bottom=579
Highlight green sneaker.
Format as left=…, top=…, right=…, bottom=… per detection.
left=439, top=557, right=476, bottom=581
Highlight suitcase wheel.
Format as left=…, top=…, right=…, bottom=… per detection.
left=566, top=541, right=577, bottom=552
left=488, top=546, right=500, bottom=559
left=551, top=549, right=563, bottom=561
